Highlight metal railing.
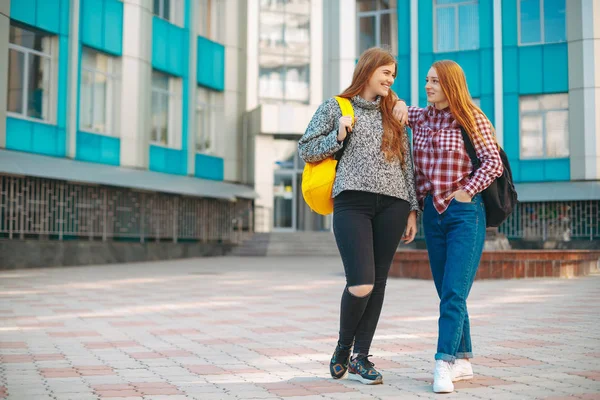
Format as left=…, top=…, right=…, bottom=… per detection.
left=414, top=199, right=600, bottom=241
left=0, top=174, right=253, bottom=244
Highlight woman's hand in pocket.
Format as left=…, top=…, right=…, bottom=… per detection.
left=446, top=189, right=472, bottom=203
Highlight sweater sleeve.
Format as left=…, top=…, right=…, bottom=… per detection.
left=298, top=98, right=343, bottom=163
left=401, top=134, right=420, bottom=212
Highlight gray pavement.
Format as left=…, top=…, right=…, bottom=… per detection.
left=0, top=256, right=599, bottom=399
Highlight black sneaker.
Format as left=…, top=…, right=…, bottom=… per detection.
left=329, top=342, right=352, bottom=379
left=348, top=354, right=383, bottom=385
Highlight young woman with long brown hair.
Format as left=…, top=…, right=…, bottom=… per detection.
left=298, top=47, right=419, bottom=385
left=396, top=60, right=503, bottom=393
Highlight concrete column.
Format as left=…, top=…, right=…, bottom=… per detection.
left=309, top=0, right=323, bottom=105
left=568, top=0, right=600, bottom=180
left=322, top=0, right=356, bottom=99
left=220, top=0, right=245, bottom=182
left=410, top=0, right=418, bottom=106
left=493, top=0, right=503, bottom=146
left=245, top=0, right=258, bottom=111
left=186, top=0, right=197, bottom=176
left=66, top=0, right=80, bottom=158
left=0, top=0, right=11, bottom=148
left=119, top=0, right=153, bottom=169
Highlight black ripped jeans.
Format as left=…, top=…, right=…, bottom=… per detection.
left=333, top=190, right=410, bottom=354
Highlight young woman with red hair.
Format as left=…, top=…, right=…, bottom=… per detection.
left=394, top=60, right=503, bottom=393
left=299, top=47, right=419, bottom=385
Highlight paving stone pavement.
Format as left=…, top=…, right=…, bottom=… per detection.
left=0, top=256, right=599, bottom=400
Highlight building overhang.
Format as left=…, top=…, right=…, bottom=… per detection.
left=515, top=180, right=600, bottom=202
left=0, top=149, right=258, bottom=201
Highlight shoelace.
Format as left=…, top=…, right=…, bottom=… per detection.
left=355, top=354, right=375, bottom=369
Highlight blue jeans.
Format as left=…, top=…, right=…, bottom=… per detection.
left=423, top=194, right=486, bottom=362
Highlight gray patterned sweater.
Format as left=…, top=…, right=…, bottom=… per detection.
left=298, top=95, right=419, bottom=212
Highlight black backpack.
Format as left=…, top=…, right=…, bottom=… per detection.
left=460, top=128, right=518, bottom=228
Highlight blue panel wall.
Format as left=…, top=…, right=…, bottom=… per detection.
left=76, top=131, right=120, bottom=166
left=80, top=0, right=123, bottom=55
left=502, top=0, right=569, bottom=182
left=76, top=1, right=124, bottom=166
left=6, top=118, right=66, bottom=157
left=10, top=0, right=68, bottom=35
left=152, top=17, right=188, bottom=77
left=149, top=146, right=187, bottom=175
left=195, top=154, right=224, bottom=181
left=8, top=0, right=69, bottom=158
left=197, top=36, right=225, bottom=91
left=149, top=0, right=191, bottom=176
left=417, top=0, right=495, bottom=122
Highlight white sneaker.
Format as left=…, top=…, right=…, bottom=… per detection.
left=433, top=360, right=454, bottom=393
left=452, top=359, right=474, bottom=382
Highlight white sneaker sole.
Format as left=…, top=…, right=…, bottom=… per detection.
left=433, top=383, right=454, bottom=393
left=348, top=372, right=383, bottom=385
left=452, top=373, right=473, bottom=382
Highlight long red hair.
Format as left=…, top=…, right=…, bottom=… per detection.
left=431, top=60, right=494, bottom=144
left=339, top=47, right=407, bottom=164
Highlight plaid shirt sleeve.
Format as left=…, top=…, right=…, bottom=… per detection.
left=407, top=106, right=425, bottom=131
left=462, top=113, right=504, bottom=197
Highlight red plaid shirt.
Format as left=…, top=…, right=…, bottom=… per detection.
left=408, top=106, right=503, bottom=214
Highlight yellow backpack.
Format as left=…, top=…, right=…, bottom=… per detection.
left=301, top=96, right=354, bottom=215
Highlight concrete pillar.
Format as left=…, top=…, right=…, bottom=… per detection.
left=568, top=0, right=600, bottom=180
left=186, top=0, right=197, bottom=176
left=66, top=0, right=80, bottom=158
left=322, top=0, right=356, bottom=99
left=119, top=0, right=153, bottom=169
left=221, top=0, right=245, bottom=182
left=0, top=0, right=10, bottom=148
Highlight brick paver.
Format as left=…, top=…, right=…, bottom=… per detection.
left=0, top=256, right=599, bottom=399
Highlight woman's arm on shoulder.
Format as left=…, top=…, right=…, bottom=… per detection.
left=298, top=98, right=343, bottom=163
left=462, top=113, right=504, bottom=197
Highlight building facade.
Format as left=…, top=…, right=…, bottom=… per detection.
left=0, top=0, right=255, bottom=245
left=1, top=0, right=599, bottom=243
left=248, top=0, right=600, bottom=241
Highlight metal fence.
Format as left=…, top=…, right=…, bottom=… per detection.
left=414, top=199, right=600, bottom=241
left=0, top=174, right=253, bottom=243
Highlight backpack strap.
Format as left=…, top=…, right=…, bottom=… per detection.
left=459, top=127, right=481, bottom=175
left=333, top=96, right=354, bottom=163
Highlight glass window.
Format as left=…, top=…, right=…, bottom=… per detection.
left=198, top=0, right=225, bottom=42
left=154, top=0, right=184, bottom=26
left=519, top=94, right=569, bottom=159
left=196, top=87, right=223, bottom=154
left=259, top=1, right=310, bottom=104
left=519, top=0, right=566, bottom=45
left=7, top=22, right=55, bottom=122
left=434, top=0, right=479, bottom=53
left=151, top=71, right=182, bottom=148
left=357, top=0, right=397, bottom=55
left=79, top=48, right=120, bottom=135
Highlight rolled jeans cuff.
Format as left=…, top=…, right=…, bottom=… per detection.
left=455, top=352, right=473, bottom=359
left=435, top=353, right=456, bottom=363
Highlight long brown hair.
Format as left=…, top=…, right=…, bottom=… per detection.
left=338, top=47, right=407, bottom=164
left=431, top=60, right=494, bottom=144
